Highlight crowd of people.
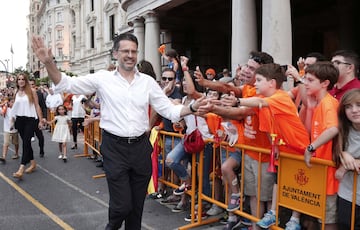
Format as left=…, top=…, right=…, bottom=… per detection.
left=0, top=77, right=100, bottom=170
left=152, top=48, right=360, bottom=230
left=0, top=32, right=358, bottom=230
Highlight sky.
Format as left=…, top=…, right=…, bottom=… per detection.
left=0, top=0, right=29, bottom=72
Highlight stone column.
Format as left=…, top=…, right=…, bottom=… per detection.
left=71, top=3, right=81, bottom=60
left=261, top=0, right=292, bottom=65
left=132, top=17, right=145, bottom=62
left=144, top=11, right=161, bottom=79
left=231, top=0, right=257, bottom=75
left=262, top=0, right=292, bottom=89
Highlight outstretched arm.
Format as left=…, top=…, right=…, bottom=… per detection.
left=194, top=67, right=242, bottom=97
left=32, top=36, right=62, bottom=85
left=197, top=97, right=254, bottom=120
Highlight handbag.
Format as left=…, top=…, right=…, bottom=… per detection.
left=183, top=116, right=205, bottom=154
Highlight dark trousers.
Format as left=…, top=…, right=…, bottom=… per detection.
left=337, top=196, right=360, bottom=230
left=15, top=116, right=36, bottom=165
left=71, top=117, right=84, bottom=143
left=101, top=131, right=152, bottom=230
left=34, top=119, right=44, bottom=154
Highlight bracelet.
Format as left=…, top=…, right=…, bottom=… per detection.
left=189, top=103, right=197, bottom=112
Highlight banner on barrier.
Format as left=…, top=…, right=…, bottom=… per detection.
left=278, top=157, right=327, bottom=218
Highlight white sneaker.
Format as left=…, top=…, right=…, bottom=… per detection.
left=206, top=204, right=223, bottom=216
left=31, top=137, right=35, bottom=142
left=58, top=154, right=63, bottom=159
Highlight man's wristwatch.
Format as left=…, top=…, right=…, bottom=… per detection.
left=307, top=144, right=315, bottom=153
left=237, top=98, right=241, bottom=106
left=189, top=103, right=197, bottom=112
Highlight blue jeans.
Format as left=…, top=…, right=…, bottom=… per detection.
left=165, top=136, right=181, bottom=156
left=220, top=147, right=242, bottom=166
left=158, top=136, right=181, bottom=177
left=200, top=143, right=212, bottom=197
left=166, top=140, right=212, bottom=197
left=166, top=140, right=190, bottom=180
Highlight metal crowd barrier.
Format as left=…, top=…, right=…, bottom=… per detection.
left=78, top=125, right=358, bottom=230
left=157, top=130, right=358, bottom=230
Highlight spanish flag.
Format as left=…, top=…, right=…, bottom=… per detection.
left=147, top=128, right=160, bottom=194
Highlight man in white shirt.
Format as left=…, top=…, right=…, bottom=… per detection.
left=45, top=87, right=64, bottom=112
left=32, top=33, right=202, bottom=230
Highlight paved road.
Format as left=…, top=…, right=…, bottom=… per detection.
left=0, top=117, right=227, bottom=230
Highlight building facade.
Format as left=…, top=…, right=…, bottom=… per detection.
left=29, top=0, right=125, bottom=78
left=29, top=0, right=360, bottom=80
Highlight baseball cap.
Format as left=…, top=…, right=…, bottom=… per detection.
left=205, top=68, right=216, bottom=76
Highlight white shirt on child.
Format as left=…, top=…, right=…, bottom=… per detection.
left=3, top=107, right=17, bottom=133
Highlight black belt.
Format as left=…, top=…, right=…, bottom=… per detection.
left=103, top=130, right=147, bottom=144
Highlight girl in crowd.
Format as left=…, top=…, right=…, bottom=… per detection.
left=165, top=66, right=213, bottom=215
left=333, top=88, right=360, bottom=229
left=11, top=73, right=46, bottom=179
left=48, top=105, right=71, bottom=162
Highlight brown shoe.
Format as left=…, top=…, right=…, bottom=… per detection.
left=13, top=165, right=25, bottom=179
left=25, top=160, right=36, bottom=174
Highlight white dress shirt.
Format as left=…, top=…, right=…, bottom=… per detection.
left=45, top=93, right=63, bottom=110
left=71, top=95, right=86, bottom=118
left=54, top=69, right=183, bottom=137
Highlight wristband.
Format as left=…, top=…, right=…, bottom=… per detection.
left=182, top=66, right=189, bottom=72
left=189, top=103, right=197, bottom=112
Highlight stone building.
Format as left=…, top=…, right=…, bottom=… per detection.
left=28, top=0, right=360, bottom=80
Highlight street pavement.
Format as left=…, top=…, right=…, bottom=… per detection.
left=0, top=117, right=227, bottom=230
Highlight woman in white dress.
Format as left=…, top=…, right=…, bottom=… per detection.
left=48, top=105, right=71, bottom=162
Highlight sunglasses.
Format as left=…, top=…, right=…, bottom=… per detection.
left=161, top=77, right=175, bottom=81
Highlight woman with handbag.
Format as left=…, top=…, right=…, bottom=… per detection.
left=165, top=64, right=213, bottom=215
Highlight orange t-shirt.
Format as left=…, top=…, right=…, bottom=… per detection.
left=206, top=112, right=244, bottom=151
left=259, top=90, right=309, bottom=155
left=311, top=93, right=339, bottom=195
left=242, top=85, right=271, bottom=162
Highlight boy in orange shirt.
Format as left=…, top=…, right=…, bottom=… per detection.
left=232, top=64, right=309, bottom=230
left=196, top=52, right=275, bottom=230
left=198, top=73, right=274, bottom=230
left=303, top=62, right=339, bottom=230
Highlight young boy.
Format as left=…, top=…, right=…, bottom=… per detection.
left=199, top=63, right=309, bottom=230
left=234, top=63, right=310, bottom=230
left=0, top=97, right=19, bottom=163
left=303, top=62, right=339, bottom=230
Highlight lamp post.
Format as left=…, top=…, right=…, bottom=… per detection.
left=4, top=59, right=9, bottom=87
left=4, top=59, right=9, bottom=74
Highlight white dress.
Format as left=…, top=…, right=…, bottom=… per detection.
left=52, top=115, right=71, bottom=143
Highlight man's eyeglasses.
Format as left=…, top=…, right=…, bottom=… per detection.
left=118, top=49, right=139, bottom=55
left=249, top=55, right=265, bottom=64
left=332, top=60, right=352, bottom=66
left=161, top=77, right=175, bottom=81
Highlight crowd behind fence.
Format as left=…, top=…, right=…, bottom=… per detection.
left=79, top=120, right=358, bottom=230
